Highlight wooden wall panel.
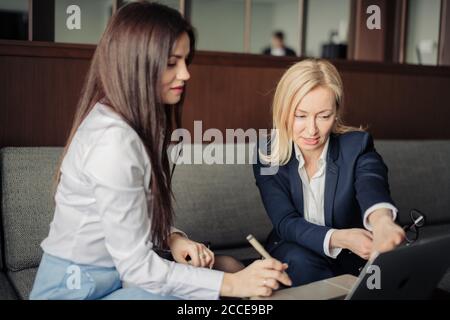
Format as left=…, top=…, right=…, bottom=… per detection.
left=351, top=0, right=406, bottom=63
left=341, top=70, right=450, bottom=138
left=0, top=55, right=90, bottom=146
left=439, top=0, right=450, bottom=66
left=353, top=0, right=387, bottom=62
left=1, top=40, right=450, bottom=148
left=183, top=65, right=282, bottom=136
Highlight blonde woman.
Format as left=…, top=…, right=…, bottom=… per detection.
left=253, top=59, right=405, bottom=286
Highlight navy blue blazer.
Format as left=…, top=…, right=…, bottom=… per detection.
left=253, top=131, right=395, bottom=258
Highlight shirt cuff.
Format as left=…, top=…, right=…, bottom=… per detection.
left=363, top=203, right=398, bottom=231
left=170, top=226, right=188, bottom=239
left=324, top=229, right=342, bottom=259
left=166, top=263, right=224, bottom=300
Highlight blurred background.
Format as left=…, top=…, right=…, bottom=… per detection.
left=0, top=0, right=447, bottom=65
left=0, top=0, right=449, bottom=146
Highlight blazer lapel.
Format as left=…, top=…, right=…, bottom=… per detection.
left=287, top=149, right=304, bottom=214
left=324, top=135, right=340, bottom=226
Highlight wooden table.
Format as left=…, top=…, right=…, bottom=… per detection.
left=251, top=274, right=358, bottom=300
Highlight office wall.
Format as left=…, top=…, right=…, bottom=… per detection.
left=1, top=40, right=450, bottom=148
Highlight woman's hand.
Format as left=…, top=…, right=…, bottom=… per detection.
left=220, top=258, right=292, bottom=298
left=369, top=210, right=405, bottom=256
left=330, top=228, right=373, bottom=260
left=168, top=233, right=214, bottom=268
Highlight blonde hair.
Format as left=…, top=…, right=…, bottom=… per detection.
left=260, top=58, right=364, bottom=166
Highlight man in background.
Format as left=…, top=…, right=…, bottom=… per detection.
left=262, top=31, right=296, bottom=57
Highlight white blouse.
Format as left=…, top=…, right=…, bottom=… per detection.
left=41, top=102, right=224, bottom=300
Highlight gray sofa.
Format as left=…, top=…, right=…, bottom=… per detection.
left=1, top=141, right=450, bottom=300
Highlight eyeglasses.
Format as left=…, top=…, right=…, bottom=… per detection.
left=356, top=209, right=427, bottom=273
left=402, top=209, right=426, bottom=244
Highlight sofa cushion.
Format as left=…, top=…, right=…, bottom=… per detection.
left=0, top=147, right=62, bottom=272
left=172, top=159, right=272, bottom=249
left=375, top=140, right=450, bottom=225
left=0, top=272, right=17, bottom=299
left=7, top=268, right=37, bottom=300
left=1, top=141, right=449, bottom=300
left=0, top=226, right=4, bottom=270
left=0, top=145, right=271, bottom=271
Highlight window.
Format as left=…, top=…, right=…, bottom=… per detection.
left=55, top=0, right=112, bottom=44
left=406, top=0, right=441, bottom=65
left=0, top=0, right=28, bottom=41
left=251, top=0, right=299, bottom=56
left=304, top=0, right=350, bottom=59
left=155, top=0, right=180, bottom=10
left=190, top=0, right=245, bottom=53
left=123, top=0, right=180, bottom=10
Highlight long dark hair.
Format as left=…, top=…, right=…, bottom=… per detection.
left=55, top=2, right=195, bottom=248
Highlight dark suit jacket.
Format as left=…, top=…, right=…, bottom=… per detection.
left=262, top=46, right=297, bottom=57
left=253, top=131, right=395, bottom=258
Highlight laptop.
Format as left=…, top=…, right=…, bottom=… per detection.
left=346, top=233, right=450, bottom=300
left=252, top=233, right=450, bottom=300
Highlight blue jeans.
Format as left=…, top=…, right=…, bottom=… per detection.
left=30, top=253, right=181, bottom=300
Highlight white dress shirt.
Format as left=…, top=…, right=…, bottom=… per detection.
left=271, top=47, right=286, bottom=56
left=293, top=138, right=397, bottom=259
left=41, top=102, right=224, bottom=300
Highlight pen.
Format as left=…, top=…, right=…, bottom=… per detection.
left=247, top=234, right=290, bottom=286
left=246, top=234, right=272, bottom=259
